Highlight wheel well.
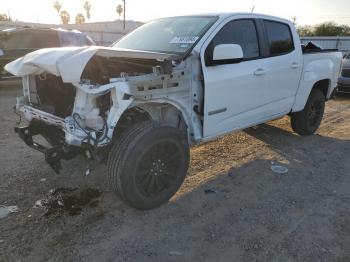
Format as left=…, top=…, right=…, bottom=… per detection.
left=112, top=103, right=188, bottom=141
left=112, top=107, right=152, bottom=140
left=312, top=79, right=330, bottom=98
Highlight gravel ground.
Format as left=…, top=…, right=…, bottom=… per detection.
left=0, top=87, right=349, bottom=262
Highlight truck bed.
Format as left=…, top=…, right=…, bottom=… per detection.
left=301, top=41, right=338, bottom=54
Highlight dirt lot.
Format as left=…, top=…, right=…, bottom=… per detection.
left=0, top=87, right=349, bottom=262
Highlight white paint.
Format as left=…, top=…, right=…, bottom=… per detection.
left=213, top=44, right=243, bottom=61
left=11, top=13, right=342, bottom=148
left=5, top=46, right=172, bottom=83
left=199, top=13, right=342, bottom=138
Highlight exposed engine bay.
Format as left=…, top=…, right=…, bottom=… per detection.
left=7, top=47, right=203, bottom=173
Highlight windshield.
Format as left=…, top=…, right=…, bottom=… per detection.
left=113, top=16, right=217, bottom=54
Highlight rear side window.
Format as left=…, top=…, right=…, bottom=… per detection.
left=209, top=19, right=260, bottom=59
left=264, top=20, right=294, bottom=55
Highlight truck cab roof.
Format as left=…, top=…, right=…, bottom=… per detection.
left=165, top=12, right=292, bottom=24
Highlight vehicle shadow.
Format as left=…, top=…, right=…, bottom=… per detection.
left=334, top=93, right=350, bottom=100
left=3, top=89, right=350, bottom=261
left=73, top=123, right=350, bottom=262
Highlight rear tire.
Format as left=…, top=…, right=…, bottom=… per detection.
left=291, top=89, right=326, bottom=136
left=107, top=120, right=190, bottom=210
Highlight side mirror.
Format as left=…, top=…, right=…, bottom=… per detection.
left=212, top=44, right=243, bottom=64
left=0, top=49, right=3, bottom=56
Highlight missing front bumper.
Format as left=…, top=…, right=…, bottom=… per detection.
left=14, top=125, right=81, bottom=174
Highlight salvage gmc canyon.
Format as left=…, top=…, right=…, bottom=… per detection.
left=5, top=13, right=342, bottom=209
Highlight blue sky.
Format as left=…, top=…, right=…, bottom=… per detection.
left=0, top=0, right=349, bottom=25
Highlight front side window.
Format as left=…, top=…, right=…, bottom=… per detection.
left=208, top=19, right=260, bottom=62
left=264, top=20, right=294, bottom=55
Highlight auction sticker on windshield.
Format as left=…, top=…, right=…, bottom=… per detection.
left=169, top=36, right=199, bottom=44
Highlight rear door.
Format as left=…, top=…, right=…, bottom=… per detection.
left=260, top=20, right=303, bottom=114
left=201, top=18, right=271, bottom=138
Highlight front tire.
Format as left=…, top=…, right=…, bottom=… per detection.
left=291, top=89, right=326, bottom=136
left=108, top=121, right=190, bottom=210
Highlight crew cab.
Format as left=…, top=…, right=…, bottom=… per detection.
left=5, top=13, right=342, bottom=209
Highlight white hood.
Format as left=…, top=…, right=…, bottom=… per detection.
left=5, top=46, right=173, bottom=83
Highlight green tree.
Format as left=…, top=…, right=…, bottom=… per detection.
left=84, top=1, right=91, bottom=20
left=297, top=22, right=350, bottom=37
left=60, top=10, right=70, bottom=25
left=313, top=22, right=350, bottom=36
left=339, top=24, right=350, bottom=36
left=75, top=13, right=85, bottom=24
left=298, top=25, right=314, bottom=37
left=116, top=4, right=123, bottom=20
left=53, top=1, right=62, bottom=23
left=53, top=1, right=61, bottom=13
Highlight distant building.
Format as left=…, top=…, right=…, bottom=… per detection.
left=0, top=20, right=143, bottom=46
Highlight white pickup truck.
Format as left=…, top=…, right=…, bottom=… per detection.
left=6, top=13, right=342, bottom=209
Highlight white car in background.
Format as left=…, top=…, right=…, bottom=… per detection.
left=6, top=13, right=342, bottom=209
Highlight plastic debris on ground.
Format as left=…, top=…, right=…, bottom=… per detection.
left=0, top=205, right=19, bottom=219
left=271, top=164, right=289, bottom=174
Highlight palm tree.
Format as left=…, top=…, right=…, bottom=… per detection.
left=53, top=1, right=61, bottom=13
left=60, top=10, right=70, bottom=25
left=75, top=13, right=85, bottom=24
left=116, top=4, right=123, bottom=20
left=53, top=1, right=62, bottom=23
left=84, top=1, right=91, bottom=20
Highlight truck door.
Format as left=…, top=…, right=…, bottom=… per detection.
left=201, top=18, right=270, bottom=138
left=260, top=20, right=303, bottom=113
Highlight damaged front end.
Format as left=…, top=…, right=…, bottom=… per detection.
left=14, top=73, right=117, bottom=173
left=8, top=46, right=185, bottom=173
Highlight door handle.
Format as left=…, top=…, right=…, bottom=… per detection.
left=254, top=68, right=266, bottom=76
left=291, top=62, right=299, bottom=69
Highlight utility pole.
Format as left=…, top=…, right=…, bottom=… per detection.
left=251, top=5, right=255, bottom=13
left=123, top=0, right=126, bottom=30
